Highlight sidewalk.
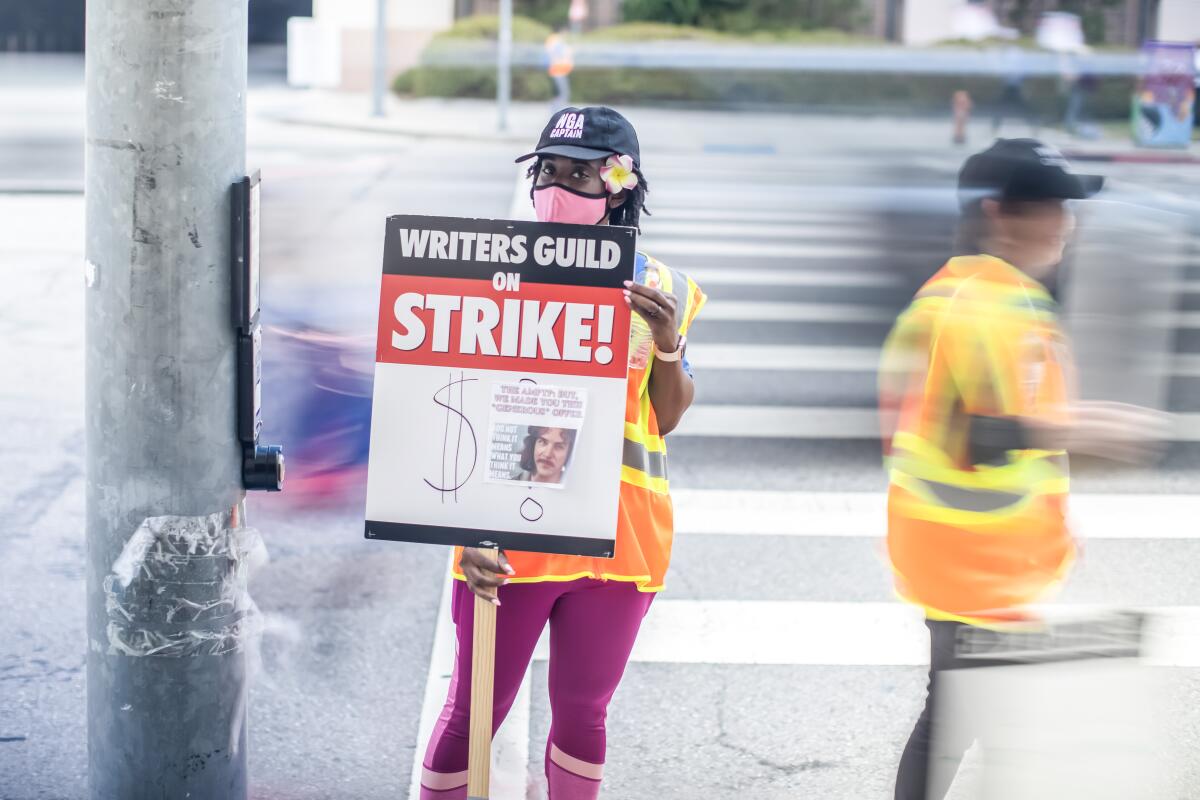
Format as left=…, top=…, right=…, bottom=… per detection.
left=254, top=86, right=1194, bottom=164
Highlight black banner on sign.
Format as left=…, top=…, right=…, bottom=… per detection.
left=365, top=521, right=616, bottom=558
left=382, top=215, right=636, bottom=289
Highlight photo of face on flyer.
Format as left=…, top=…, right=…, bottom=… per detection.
left=487, top=383, right=587, bottom=490
left=511, top=426, right=576, bottom=485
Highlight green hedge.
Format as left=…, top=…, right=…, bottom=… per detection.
left=434, top=13, right=552, bottom=43
left=621, top=0, right=866, bottom=34
left=579, top=21, right=873, bottom=44
left=579, top=22, right=726, bottom=42
left=393, top=64, right=1137, bottom=120
left=436, top=15, right=874, bottom=46
left=393, top=66, right=555, bottom=102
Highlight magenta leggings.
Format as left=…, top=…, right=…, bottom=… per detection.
left=423, top=577, right=654, bottom=780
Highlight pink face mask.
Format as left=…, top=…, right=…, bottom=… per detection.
left=533, top=184, right=608, bottom=225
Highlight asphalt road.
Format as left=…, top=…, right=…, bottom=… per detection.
left=3, top=52, right=1200, bottom=800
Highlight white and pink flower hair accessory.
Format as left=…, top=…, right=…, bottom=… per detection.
left=601, top=154, right=638, bottom=195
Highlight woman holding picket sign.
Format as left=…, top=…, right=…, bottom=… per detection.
left=417, top=107, right=705, bottom=799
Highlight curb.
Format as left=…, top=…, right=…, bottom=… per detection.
left=1062, top=149, right=1200, bottom=165
left=0, top=182, right=83, bottom=195
left=260, top=112, right=534, bottom=145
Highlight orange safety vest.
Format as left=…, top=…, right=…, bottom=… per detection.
left=880, top=255, right=1075, bottom=625
left=453, top=253, right=705, bottom=592
left=545, top=33, right=574, bottom=78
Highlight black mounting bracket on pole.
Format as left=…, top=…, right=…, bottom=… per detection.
left=231, top=171, right=284, bottom=492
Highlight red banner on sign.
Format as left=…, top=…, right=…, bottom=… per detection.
left=375, top=274, right=631, bottom=379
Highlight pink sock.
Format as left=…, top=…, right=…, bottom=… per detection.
left=546, top=744, right=603, bottom=800
left=419, top=767, right=468, bottom=800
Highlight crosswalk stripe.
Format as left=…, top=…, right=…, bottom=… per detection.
left=698, top=302, right=1200, bottom=328
left=701, top=300, right=893, bottom=323
left=686, top=267, right=902, bottom=288
left=675, top=405, right=878, bottom=438
left=1150, top=310, right=1200, bottom=329
left=646, top=239, right=884, bottom=259
left=522, top=600, right=1200, bottom=667
left=674, top=405, right=1200, bottom=441
left=648, top=208, right=871, bottom=224
left=687, top=343, right=885, bottom=371
left=1173, top=354, right=1200, bottom=377
left=567, top=601, right=1200, bottom=667
left=686, top=343, right=1200, bottom=377
left=670, top=489, right=1200, bottom=540
left=643, top=220, right=936, bottom=241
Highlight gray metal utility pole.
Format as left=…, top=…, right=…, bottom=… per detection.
left=497, top=0, right=513, bottom=131
left=372, top=0, right=388, bottom=118
left=85, top=1, right=251, bottom=797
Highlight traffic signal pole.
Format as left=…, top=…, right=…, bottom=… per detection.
left=497, top=0, right=512, bottom=132
left=85, top=1, right=253, bottom=796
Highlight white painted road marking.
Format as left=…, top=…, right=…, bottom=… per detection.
left=622, top=601, right=1200, bottom=667
left=685, top=266, right=901, bottom=288
left=647, top=239, right=881, bottom=260
left=524, top=600, right=1200, bottom=668
left=687, top=343, right=885, bottom=371
left=673, top=405, right=1200, bottom=442
left=700, top=300, right=893, bottom=323
left=674, top=405, right=880, bottom=438
left=670, top=489, right=1200, bottom=540
left=687, top=343, right=1200, bottom=377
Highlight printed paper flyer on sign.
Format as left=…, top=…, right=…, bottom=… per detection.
left=486, top=383, right=588, bottom=489
left=365, top=215, right=635, bottom=557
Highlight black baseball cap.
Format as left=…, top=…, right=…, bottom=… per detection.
left=515, top=106, right=641, bottom=168
left=958, top=138, right=1104, bottom=205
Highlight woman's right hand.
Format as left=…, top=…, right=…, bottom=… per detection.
left=459, top=547, right=515, bottom=606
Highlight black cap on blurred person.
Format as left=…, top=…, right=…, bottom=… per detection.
left=958, top=139, right=1104, bottom=206
left=515, top=106, right=641, bottom=168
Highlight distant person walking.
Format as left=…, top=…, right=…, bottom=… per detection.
left=568, top=0, right=589, bottom=35
left=993, top=46, right=1038, bottom=134
left=952, top=90, right=973, bottom=145
left=545, top=31, right=574, bottom=111
left=1058, top=52, right=1098, bottom=137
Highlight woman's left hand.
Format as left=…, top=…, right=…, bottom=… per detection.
left=624, top=280, right=680, bottom=354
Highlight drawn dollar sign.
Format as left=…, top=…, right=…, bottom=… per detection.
left=424, top=372, right=479, bottom=501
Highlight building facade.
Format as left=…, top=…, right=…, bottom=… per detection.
left=875, top=0, right=1187, bottom=47
left=0, top=0, right=312, bottom=51
left=308, top=0, right=455, bottom=91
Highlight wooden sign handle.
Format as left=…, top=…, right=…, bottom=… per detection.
left=467, top=585, right=498, bottom=799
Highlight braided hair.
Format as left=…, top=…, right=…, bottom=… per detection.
left=526, top=157, right=651, bottom=232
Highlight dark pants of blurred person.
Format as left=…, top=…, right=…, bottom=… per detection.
left=895, top=620, right=1016, bottom=800
left=992, top=84, right=1037, bottom=135
left=1065, top=85, right=1085, bottom=134
left=552, top=74, right=571, bottom=111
